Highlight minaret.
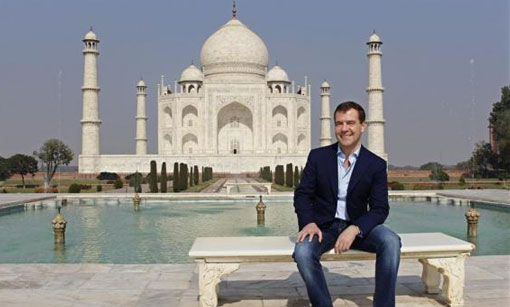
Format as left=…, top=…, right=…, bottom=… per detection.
left=81, top=27, right=101, bottom=155
left=320, top=80, right=332, bottom=146
left=135, top=78, right=148, bottom=155
left=366, top=32, right=388, bottom=161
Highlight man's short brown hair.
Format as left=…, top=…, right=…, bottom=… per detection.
left=334, top=101, right=366, bottom=123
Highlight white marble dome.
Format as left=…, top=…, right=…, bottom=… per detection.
left=200, top=18, right=268, bottom=78
left=137, top=79, right=146, bottom=87
left=320, top=80, right=330, bottom=88
left=84, top=30, right=98, bottom=41
left=267, top=65, right=289, bottom=82
left=180, top=65, right=203, bottom=82
left=368, top=33, right=381, bottom=43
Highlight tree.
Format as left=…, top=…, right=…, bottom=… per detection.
left=419, top=162, right=443, bottom=171
left=294, top=166, right=300, bottom=188
left=180, top=163, right=188, bottom=191
left=0, top=156, right=12, bottom=181
left=8, top=154, right=38, bottom=189
left=149, top=160, right=158, bottom=193
left=189, top=166, right=194, bottom=187
left=275, top=165, right=284, bottom=186
left=33, top=139, right=73, bottom=189
left=489, top=86, right=510, bottom=178
left=173, top=162, right=180, bottom=192
left=286, top=163, right=293, bottom=187
left=193, top=165, right=199, bottom=185
left=161, top=162, right=167, bottom=193
left=429, top=166, right=450, bottom=182
left=466, top=142, right=498, bottom=178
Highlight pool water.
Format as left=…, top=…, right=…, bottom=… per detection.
left=0, top=200, right=508, bottom=263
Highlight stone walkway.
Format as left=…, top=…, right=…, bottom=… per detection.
left=0, top=255, right=508, bottom=306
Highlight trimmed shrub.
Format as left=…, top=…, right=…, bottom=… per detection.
left=96, top=172, right=119, bottom=181
left=194, top=165, right=199, bottom=185
left=68, top=183, right=81, bottom=193
left=294, top=166, right=300, bottom=188
left=459, top=176, right=466, bottom=186
left=275, top=165, right=284, bottom=186
left=389, top=181, right=405, bottom=190
left=286, top=163, right=293, bottom=187
left=114, top=178, right=123, bottom=189
left=173, top=162, right=180, bottom=192
left=35, top=186, right=58, bottom=193
left=96, top=184, right=102, bottom=192
left=161, top=162, right=168, bottom=193
left=149, top=160, right=158, bottom=193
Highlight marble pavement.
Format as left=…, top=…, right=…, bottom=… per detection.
left=0, top=255, right=508, bottom=306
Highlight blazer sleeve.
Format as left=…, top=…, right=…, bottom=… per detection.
left=352, top=160, right=389, bottom=235
left=293, top=150, right=317, bottom=230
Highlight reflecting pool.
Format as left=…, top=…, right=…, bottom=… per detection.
left=0, top=199, right=508, bottom=263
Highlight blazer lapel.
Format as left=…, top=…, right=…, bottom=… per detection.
left=347, top=145, right=369, bottom=195
left=328, top=143, right=339, bottom=198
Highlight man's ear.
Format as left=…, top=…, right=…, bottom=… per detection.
left=360, top=122, right=367, bottom=133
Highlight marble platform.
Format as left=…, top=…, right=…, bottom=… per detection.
left=0, top=255, right=508, bottom=306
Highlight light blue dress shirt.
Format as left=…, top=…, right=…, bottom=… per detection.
left=335, top=145, right=361, bottom=221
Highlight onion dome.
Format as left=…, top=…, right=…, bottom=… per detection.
left=267, top=65, right=290, bottom=83
left=179, top=65, right=203, bottom=82
left=320, top=80, right=330, bottom=88
left=200, top=18, right=268, bottom=79
left=368, top=32, right=381, bottom=43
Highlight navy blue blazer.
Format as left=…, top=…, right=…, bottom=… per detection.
left=294, top=143, right=389, bottom=236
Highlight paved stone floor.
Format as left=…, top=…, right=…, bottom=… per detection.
left=0, top=255, right=508, bottom=306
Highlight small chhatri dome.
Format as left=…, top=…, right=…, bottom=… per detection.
left=267, top=65, right=289, bottom=82
left=137, top=79, right=146, bottom=87
left=84, top=27, right=98, bottom=41
left=180, top=64, right=204, bottom=82
left=368, top=32, right=381, bottom=43
left=200, top=18, right=269, bottom=78
left=320, top=80, right=330, bottom=88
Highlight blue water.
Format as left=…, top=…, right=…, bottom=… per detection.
left=0, top=200, right=508, bottom=263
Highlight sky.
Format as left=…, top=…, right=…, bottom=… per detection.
left=0, top=0, right=508, bottom=167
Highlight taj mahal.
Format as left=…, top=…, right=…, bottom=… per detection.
left=78, top=8, right=387, bottom=174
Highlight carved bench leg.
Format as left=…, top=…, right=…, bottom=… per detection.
left=198, top=261, right=240, bottom=307
left=419, top=259, right=441, bottom=294
left=419, top=254, right=468, bottom=307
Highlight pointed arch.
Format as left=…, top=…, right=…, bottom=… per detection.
left=182, top=133, right=198, bottom=154
left=217, top=102, right=253, bottom=154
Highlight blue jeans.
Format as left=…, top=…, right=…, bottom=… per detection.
left=293, top=220, right=401, bottom=307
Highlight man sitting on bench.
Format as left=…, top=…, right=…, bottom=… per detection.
left=293, top=101, right=401, bottom=307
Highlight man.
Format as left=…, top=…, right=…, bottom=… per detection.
left=293, top=101, right=401, bottom=307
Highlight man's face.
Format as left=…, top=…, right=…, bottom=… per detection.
left=334, top=109, right=366, bottom=149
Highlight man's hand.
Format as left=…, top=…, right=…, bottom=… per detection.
left=334, top=225, right=359, bottom=253
left=297, top=223, right=322, bottom=243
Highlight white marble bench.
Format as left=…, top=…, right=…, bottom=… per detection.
left=224, top=182, right=272, bottom=194
left=189, top=233, right=474, bottom=307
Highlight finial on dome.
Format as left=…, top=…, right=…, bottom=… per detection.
left=232, top=0, right=237, bottom=18
left=275, top=60, right=279, bottom=66
left=373, top=29, right=376, bottom=34
left=90, top=26, right=93, bottom=31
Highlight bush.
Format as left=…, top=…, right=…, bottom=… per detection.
left=114, top=178, right=123, bottom=189
left=35, top=186, right=58, bottom=193
left=389, top=181, right=405, bottom=190
left=79, top=184, right=92, bottom=190
left=96, top=172, right=119, bottom=181
left=275, top=165, right=284, bottom=186
left=16, top=184, right=39, bottom=189
left=96, top=184, right=102, bottom=192
left=459, top=176, right=466, bottom=186
left=68, top=183, right=81, bottom=193
left=2, top=188, right=8, bottom=193
left=286, top=163, right=293, bottom=187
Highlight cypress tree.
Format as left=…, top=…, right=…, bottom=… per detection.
left=160, top=162, right=167, bottom=193
left=194, top=165, right=199, bottom=185
left=179, top=163, right=187, bottom=191
left=294, top=166, right=300, bottom=188
left=286, top=163, right=293, bottom=187
left=275, top=165, right=284, bottom=185
left=201, top=166, right=205, bottom=182
left=173, top=162, right=179, bottom=192
left=189, top=167, right=194, bottom=187
left=150, top=160, right=158, bottom=193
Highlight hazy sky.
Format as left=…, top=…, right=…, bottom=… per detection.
left=0, top=0, right=508, bottom=166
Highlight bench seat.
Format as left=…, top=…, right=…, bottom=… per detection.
left=189, top=233, right=474, bottom=307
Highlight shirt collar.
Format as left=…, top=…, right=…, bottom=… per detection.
left=337, top=144, right=361, bottom=161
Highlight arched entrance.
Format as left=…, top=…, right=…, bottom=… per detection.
left=217, top=102, right=253, bottom=154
